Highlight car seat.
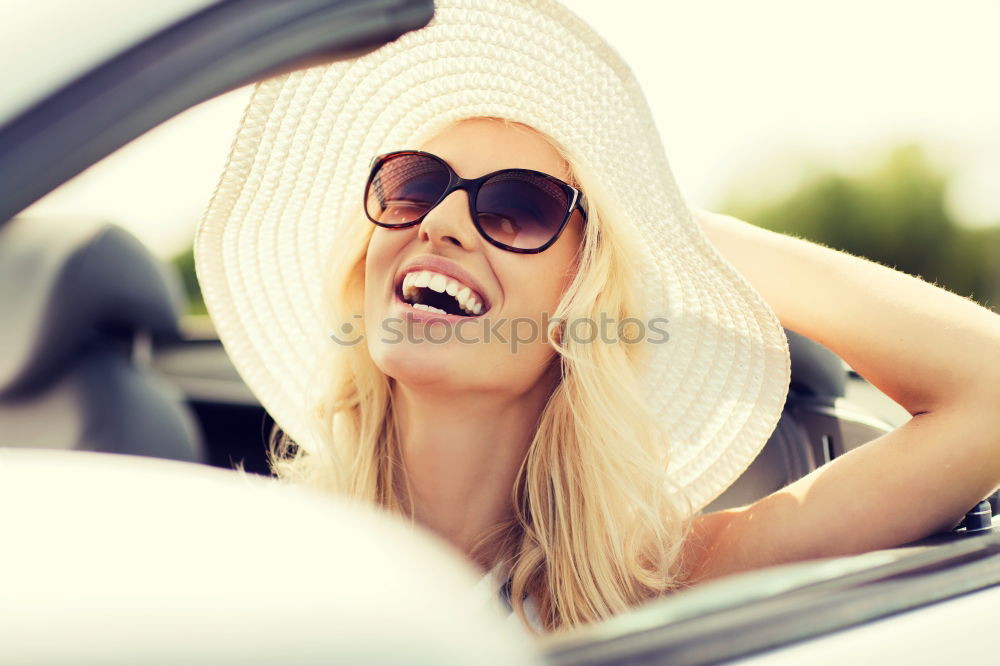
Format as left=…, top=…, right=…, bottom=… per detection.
left=0, top=216, right=205, bottom=462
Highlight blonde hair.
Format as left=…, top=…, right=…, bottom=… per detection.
left=269, top=118, right=694, bottom=634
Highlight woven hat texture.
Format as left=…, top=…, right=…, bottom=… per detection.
left=195, top=0, right=792, bottom=512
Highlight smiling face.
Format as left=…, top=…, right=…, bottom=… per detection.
left=363, top=118, right=585, bottom=397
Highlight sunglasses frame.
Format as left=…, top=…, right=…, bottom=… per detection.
left=364, top=150, right=589, bottom=254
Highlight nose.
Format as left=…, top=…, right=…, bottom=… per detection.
left=418, top=189, right=479, bottom=250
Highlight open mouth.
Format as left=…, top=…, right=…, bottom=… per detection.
left=396, top=270, right=487, bottom=317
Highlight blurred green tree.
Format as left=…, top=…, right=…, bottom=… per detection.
left=723, top=143, right=1000, bottom=311
left=170, top=245, right=207, bottom=315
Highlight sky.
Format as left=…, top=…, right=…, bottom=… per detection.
left=20, top=0, right=1000, bottom=258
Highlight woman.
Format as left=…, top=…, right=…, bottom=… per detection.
left=194, top=0, right=1000, bottom=634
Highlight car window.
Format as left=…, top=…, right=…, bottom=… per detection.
left=17, top=85, right=252, bottom=320
left=0, top=0, right=216, bottom=126
left=20, top=85, right=252, bottom=264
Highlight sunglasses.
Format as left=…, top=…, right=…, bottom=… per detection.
left=364, top=150, right=588, bottom=253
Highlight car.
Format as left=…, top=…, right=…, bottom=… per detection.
left=1, top=1, right=997, bottom=664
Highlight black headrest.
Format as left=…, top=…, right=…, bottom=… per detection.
left=785, top=328, right=847, bottom=398
left=0, top=217, right=182, bottom=397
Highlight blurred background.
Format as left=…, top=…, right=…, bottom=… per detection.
left=20, top=0, right=1000, bottom=317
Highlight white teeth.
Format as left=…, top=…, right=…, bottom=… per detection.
left=402, top=274, right=415, bottom=301
left=455, top=287, right=480, bottom=315
left=399, top=268, right=487, bottom=316
left=412, top=303, right=448, bottom=314
left=402, top=273, right=417, bottom=302
left=455, top=286, right=470, bottom=309
left=428, top=274, right=447, bottom=293
left=461, top=293, right=480, bottom=315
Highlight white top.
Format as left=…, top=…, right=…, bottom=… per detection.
left=471, top=564, right=544, bottom=634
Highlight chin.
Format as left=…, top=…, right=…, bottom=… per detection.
left=368, top=339, right=473, bottom=389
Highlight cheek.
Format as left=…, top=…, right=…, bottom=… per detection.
left=544, top=225, right=583, bottom=309
left=502, top=253, right=579, bottom=317
left=364, top=228, right=408, bottom=297
left=364, top=228, right=392, bottom=276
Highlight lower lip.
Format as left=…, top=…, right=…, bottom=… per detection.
left=392, top=292, right=486, bottom=324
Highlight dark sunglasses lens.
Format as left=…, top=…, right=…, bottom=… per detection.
left=366, top=154, right=449, bottom=225
left=476, top=173, right=570, bottom=250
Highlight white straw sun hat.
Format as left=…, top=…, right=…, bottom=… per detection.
left=195, top=0, right=792, bottom=513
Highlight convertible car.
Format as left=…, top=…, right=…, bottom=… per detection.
left=1, top=1, right=996, bottom=664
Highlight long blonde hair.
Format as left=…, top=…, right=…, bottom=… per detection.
left=269, top=118, right=694, bottom=634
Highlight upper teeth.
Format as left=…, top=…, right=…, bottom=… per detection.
left=402, top=270, right=483, bottom=315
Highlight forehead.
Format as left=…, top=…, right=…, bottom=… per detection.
left=417, top=118, right=572, bottom=182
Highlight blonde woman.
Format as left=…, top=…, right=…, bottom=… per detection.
left=194, top=0, right=1000, bottom=634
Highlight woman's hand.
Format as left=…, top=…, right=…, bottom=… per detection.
left=683, top=207, right=1000, bottom=583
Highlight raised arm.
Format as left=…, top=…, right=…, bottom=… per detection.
left=683, top=208, right=1000, bottom=583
